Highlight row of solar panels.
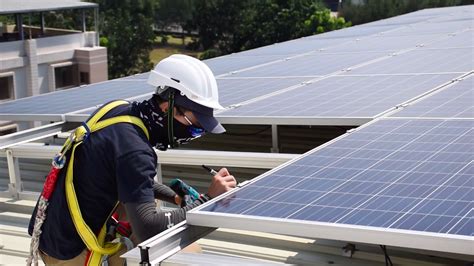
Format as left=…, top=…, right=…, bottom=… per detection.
left=0, top=6, right=472, bottom=126
left=189, top=116, right=473, bottom=252
left=186, top=5, right=473, bottom=256
left=0, top=4, right=472, bottom=255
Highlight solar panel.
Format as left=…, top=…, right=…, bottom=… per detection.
left=427, top=30, right=474, bottom=49
left=393, top=76, right=474, bottom=118
left=362, top=14, right=433, bottom=27
left=411, top=5, right=473, bottom=17
left=204, top=55, right=285, bottom=76
left=0, top=80, right=154, bottom=121
left=119, top=73, right=150, bottom=80
left=379, top=20, right=473, bottom=36
left=324, top=33, right=446, bottom=53
left=217, top=78, right=310, bottom=107
left=230, top=51, right=389, bottom=78
left=71, top=77, right=310, bottom=118
left=236, top=38, right=351, bottom=56
left=344, top=47, right=473, bottom=75
left=217, top=74, right=460, bottom=124
left=304, top=24, right=403, bottom=40
left=188, top=118, right=474, bottom=255
left=425, top=6, right=474, bottom=21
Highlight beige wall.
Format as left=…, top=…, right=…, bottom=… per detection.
left=0, top=32, right=108, bottom=100
left=75, top=47, right=108, bottom=84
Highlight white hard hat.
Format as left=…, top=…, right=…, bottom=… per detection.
left=147, top=54, right=224, bottom=110
left=148, top=54, right=226, bottom=134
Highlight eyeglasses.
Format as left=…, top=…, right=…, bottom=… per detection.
left=176, top=107, right=205, bottom=137
left=183, top=114, right=194, bottom=127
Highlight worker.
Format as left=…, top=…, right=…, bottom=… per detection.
left=28, top=54, right=237, bottom=265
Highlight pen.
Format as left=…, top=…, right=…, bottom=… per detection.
left=202, top=164, right=218, bottom=176
left=202, top=165, right=248, bottom=188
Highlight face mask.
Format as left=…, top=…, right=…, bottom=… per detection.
left=134, top=98, right=205, bottom=150
left=134, top=99, right=171, bottom=151
left=173, top=120, right=206, bottom=145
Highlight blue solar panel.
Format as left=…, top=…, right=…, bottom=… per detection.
left=231, top=51, right=388, bottom=78
left=344, top=47, right=473, bottom=75
left=204, top=55, right=284, bottom=76
left=393, top=76, right=474, bottom=118
left=428, top=30, right=474, bottom=49
left=324, top=33, right=446, bottom=53
left=236, top=38, right=351, bottom=56
left=0, top=80, right=154, bottom=116
left=380, top=20, right=473, bottom=36
left=217, top=77, right=310, bottom=107
left=194, top=118, right=473, bottom=238
left=119, top=73, right=150, bottom=80
left=409, top=5, right=473, bottom=17
left=218, top=74, right=459, bottom=119
left=304, top=24, right=402, bottom=40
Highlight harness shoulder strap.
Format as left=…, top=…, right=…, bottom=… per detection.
left=64, top=101, right=150, bottom=265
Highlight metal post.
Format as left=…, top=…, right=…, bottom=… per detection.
left=28, top=13, right=32, bottom=39
left=40, top=12, right=45, bottom=36
left=6, top=149, right=22, bottom=199
left=155, top=163, right=164, bottom=208
left=16, top=14, right=24, bottom=40
left=94, top=7, right=99, bottom=46
left=271, top=124, right=279, bottom=153
left=82, top=9, right=86, bottom=32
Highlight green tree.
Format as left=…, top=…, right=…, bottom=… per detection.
left=92, top=0, right=157, bottom=78
left=340, top=0, right=473, bottom=26
left=189, top=0, right=350, bottom=59
left=155, top=0, right=194, bottom=45
left=188, top=0, right=247, bottom=52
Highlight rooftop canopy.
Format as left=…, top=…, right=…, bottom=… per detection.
left=0, top=0, right=97, bottom=15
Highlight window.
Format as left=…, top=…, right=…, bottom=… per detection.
left=0, top=74, right=14, bottom=101
left=54, top=64, right=79, bottom=90
left=80, top=71, right=90, bottom=85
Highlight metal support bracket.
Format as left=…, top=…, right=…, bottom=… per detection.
left=270, top=124, right=279, bottom=153
left=6, top=149, right=22, bottom=199
left=123, top=221, right=215, bottom=266
left=0, top=121, right=69, bottom=150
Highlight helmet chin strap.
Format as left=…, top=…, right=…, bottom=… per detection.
left=167, top=89, right=177, bottom=149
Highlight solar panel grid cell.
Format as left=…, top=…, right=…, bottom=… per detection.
left=393, top=76, right=474, bottom=118
left=218, top=74, right=459, bottom=119
left=200, top=119, right=473, bottom=237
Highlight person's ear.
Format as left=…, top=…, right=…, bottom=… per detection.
left=159, top=102, right=169, bottom=113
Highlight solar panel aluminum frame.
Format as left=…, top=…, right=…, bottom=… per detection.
left=0, top=114, right=64, bottom=122
left=215, top=116, right=372, bottom=126
left=187, top=118, right=474, bottom=256
left=0, top=121, right=66, bottom=150
left=187, top=210, right=473, bottom=255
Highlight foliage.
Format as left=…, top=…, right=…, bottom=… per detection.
left=91, top=0, right=157, bottom=78
left=186, top=0, right=247, bottom=53
left=340, top=0, right=473, bottom=25
left=155, top=0, right=194, bottom=31
left=304, top=9, right=351, bottom=34
left=187, top=0, right=351, bottom=59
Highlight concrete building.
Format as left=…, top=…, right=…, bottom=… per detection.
left=0, top=0, right=107, bottom=134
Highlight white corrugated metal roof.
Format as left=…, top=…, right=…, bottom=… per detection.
left=0, top=0, right=97, bottom=15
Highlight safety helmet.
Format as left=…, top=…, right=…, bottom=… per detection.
left=147, top=54, right=224, bottom=110
left=148, top=54, right=226, bottom=138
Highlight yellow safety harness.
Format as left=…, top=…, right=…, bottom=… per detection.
left=63, top=100, right=149, bottom=265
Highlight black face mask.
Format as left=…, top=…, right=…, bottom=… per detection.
left=133, top=98, right=205, bottom=151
